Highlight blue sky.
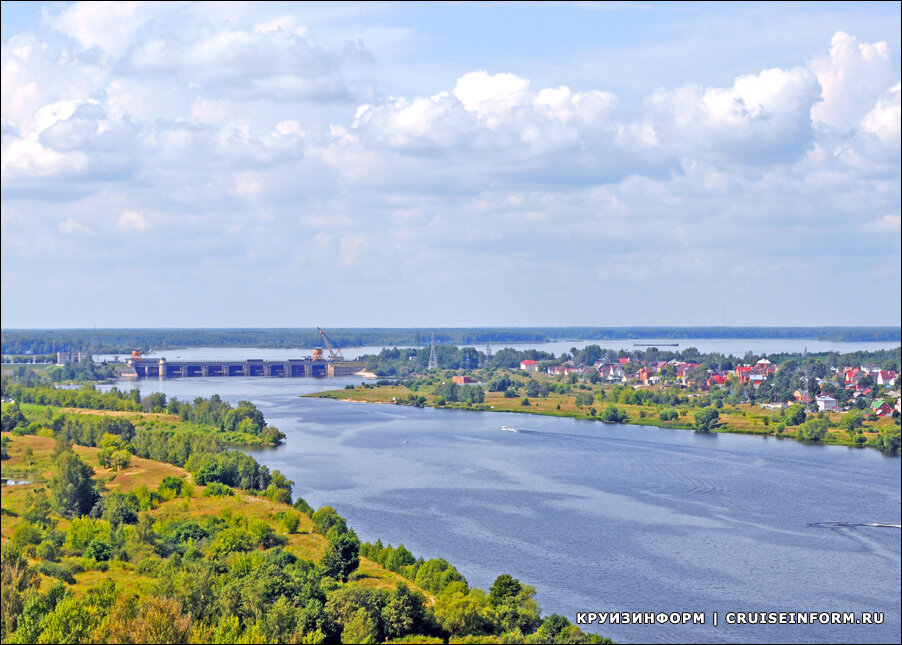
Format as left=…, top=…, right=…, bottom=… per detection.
left=1, top=1, right=900, bottom=328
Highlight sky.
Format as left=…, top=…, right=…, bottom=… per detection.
left=1, top=1, right=900, bottom=329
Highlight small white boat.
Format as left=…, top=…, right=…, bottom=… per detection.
left=501, top=426, right=518, bottom=433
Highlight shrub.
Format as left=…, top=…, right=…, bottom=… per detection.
left=85, top=538, right=112, bottom=562
left=202, top=482, right=234, bottom=497
left=280, top=513, right=301, bottom=534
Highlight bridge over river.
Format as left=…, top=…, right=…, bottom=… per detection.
left=126, top=357, right=363, bottom=378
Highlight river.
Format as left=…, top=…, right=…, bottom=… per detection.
left=91, top=337, right=901, bottom=363
left=102, top=374, right=901, bottom=644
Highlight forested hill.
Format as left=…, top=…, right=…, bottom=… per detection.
left=3, top=326, right=900, bottom=354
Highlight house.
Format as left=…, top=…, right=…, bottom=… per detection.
left=736, top=365, right=756, bottom=383
left=756, top=358, right=778, bottom=375
left=816, top=395, right=837, bottom=412
left=877, top=371, right=898, bottom=386
left=871, top=399, right=893, bottom=417
left=748, top=374, right=766, bottom=388
left=597, top=363, right=624, bottom=382
left=617, top=357, right=630, bottom=366
left=676, top=363, right=698, bottom=380
left=452, top=375, right=475, bottom=384
left=520, top=360, right=539, bottom=372
left=637, top=367, right=653, bottom=384
left=707, top=374, right=728, bottom=388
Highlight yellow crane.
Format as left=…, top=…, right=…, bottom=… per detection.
left=316, top=327, right=345, bottom=361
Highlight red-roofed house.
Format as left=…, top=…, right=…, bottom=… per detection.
left=877, top=371, right=898, bottom=386
left=520, top=360, right=539, bottom=372
left=707, top=374, right=728, bottom=388
left=871, top=400, right=893, bottom=417
left=736, top=365, right=756, bottom=383
left=617, top=357, right=630, bottom=366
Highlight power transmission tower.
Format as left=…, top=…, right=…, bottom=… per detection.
left=802, top=346, right=811, bottom=410
left=484, top=342, right=492, bottom=366
left=428, top=334, right=438, bottom=371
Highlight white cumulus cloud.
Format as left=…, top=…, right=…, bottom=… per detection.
left=118, top=210, right=148, bottom=232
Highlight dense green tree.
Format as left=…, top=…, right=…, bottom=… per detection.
left=694, top=407, right=720, bottom=433
left=785, top=405, right=806, bottom=426
left=602, top=406, right=628, bottom=424
left=433, top=589, right=495, bottom=636
left=797, top=417, right=830, bottom=442
left=381, top=583, right=430, bottom=640
left=49, top=451, right=99, bottom=518
left=321, top=532, right=360, bottom=582
left=490, top=575, right=542, bottom=633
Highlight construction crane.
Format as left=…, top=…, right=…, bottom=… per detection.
left=316, top=327, right=345, bottom=361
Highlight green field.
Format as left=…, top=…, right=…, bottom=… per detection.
left=309, top=373, right=897, bottom=451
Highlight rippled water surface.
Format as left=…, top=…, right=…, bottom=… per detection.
left=107, top=377, right=901, bottom=644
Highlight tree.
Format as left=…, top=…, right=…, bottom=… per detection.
left=433, top=590, right=495, bottom=636
left=489, top=574, right=521, bottom=605
left=695, top=407, right=720, bottom=433
left=128, top=596, right=191, bottom=644
left=602, top=406, right=628, bottom=424
left=312, top=507, right=349, bottom=536
left=49, top=451, right=99, bottom=518
left=489, top=575, right=541, bottom=633
left=321, top=532, right=360, bottom=582
left=797, top=417, right=829, bottom=442
left=85, top=538, right=112, bottom=562
left=111, top=450, right=131, bottom=471
left=342, top=608, right=378, bottom=644
left=785, top=405, right=806, bottom=426
left=1, top=546, right=38, bottom=639
left=381, top=584, right=430, bottom=641
left=34, top=595, right=95, bottom=645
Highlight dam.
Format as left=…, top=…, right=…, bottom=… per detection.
left=126, top=357, right=364, bottom=378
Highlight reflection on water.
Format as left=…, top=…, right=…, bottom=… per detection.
left=103, top=377, right=901, bottom=644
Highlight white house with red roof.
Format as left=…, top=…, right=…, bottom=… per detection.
left=520, top=359, right=539, bottom=372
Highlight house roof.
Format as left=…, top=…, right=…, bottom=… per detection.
left=520, top=360, right=538, bottom=365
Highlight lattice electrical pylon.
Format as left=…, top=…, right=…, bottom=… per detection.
left=428, top=334, right=438, bottom=371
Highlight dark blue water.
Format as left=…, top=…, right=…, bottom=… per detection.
left=107, top=377, right=901, bottom=644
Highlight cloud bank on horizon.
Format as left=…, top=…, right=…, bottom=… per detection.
left=1, top=2, right=900, bottom=328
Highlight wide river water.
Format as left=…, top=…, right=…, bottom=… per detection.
left=91, top=337, right=901, bottom=363
left=103, top=373, right=901, bottom=644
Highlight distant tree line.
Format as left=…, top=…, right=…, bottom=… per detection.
left=3, top=326, right=898, bottom=354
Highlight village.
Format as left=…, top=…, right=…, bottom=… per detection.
left=519, top=356, right=900, bottom=418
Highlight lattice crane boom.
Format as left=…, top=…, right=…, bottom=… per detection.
left=317, top=327, right=345, bottom=361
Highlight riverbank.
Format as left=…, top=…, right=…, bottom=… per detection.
left=1, top=401, right=610, bottom=644
left=307, top=382, right=899, bottom=451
